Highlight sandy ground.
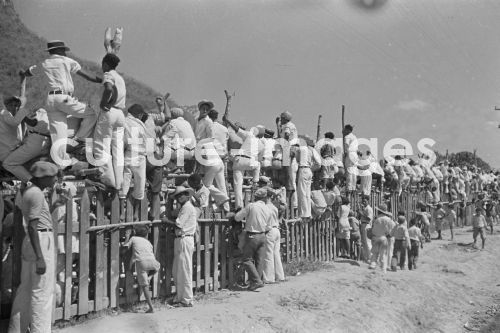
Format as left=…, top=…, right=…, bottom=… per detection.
left=52, top=227, right=500, bottom=333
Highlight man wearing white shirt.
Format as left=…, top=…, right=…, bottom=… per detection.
left=34, top=41, right=102, bottom=166
left=93, top=53, right=126, bottom=189
left=343, top=124, right=358, bottom=192
left=163, top=108, right=196, bottom=165
left=0, top=95, right=27, bottom=163
left=295, top=136, right=321, bottom=218
left=224, top=115, right=264, bottom=209
left=279, top=111, right=298, bottom=209
left=195, top=100, right=214, bottom=142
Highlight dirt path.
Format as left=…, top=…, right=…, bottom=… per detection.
left=55, top=227, right=500, bottom=333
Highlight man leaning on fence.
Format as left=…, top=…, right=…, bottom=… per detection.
left=233, top=187, right=273, bottom=291
left=9, top=161, right=58, bottom=333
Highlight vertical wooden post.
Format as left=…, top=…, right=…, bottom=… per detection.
left=94, top=191, right=106, bottom=311
left=63, top=197, right=74, bottom=319
left=109, top=195, right=120, bottom=308
left=78, top=190, right=90, bottom=315
left=0, top=196, right=4, bottom=316
left=341, top=105, right=346, bottom=169
left=316, top=115, right=322, bottom=142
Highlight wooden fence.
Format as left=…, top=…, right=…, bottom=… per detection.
left=0, top=185, right=479, bottom=323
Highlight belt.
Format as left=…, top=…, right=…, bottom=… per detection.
left=48, top=90, right=72, bottom=96
left=246, top=231, right=265, bottom=235
left=175, top=234, right=194, bottom=238
left=235, top=155, right=251, bottom=159
left=38, top=228, right=52, bottom=232
left=29, top=130, right=51, bottom=138
left=298, top=166, right=310, bottom=169
left=184, top=147, right=195, bottom=151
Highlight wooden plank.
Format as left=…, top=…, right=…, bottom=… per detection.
left=290, top=222, right=296, bottom=260
left=285, top=222, right=290, bottom=263
left=220, top=224, right=227, bottom=289
left=63, top=197, right=74, bottom=320
left=298, top=220, right=303, bottom=260
left=94, top=191, right=105, bottom=311
left=320, top=219, right=324, bottom=261
left=203, top=223, right=211, bottom=293
left=326, top=217, right=331, bottom=261
left=0, top=196, right=4, bottom=316
left=124, top=197, right=137, bottom=304
left=164, top=227, right=175, bottom=296
left=195, top=225, right=202, bottom=291
left=78, top=190, right=90, bottom=315
left=304, top=218, right=309, bottom=259
left=213, top=223, right=219, bottom=290
left=109, top=195, right=120, bottom=308
left=12, top=205, right=24, bottom=292
left=150, top=193, right=161, bottom=298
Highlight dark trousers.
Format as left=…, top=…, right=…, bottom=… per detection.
left=408, top=240, right=419, bottom=270
left=146, top=162, right=163, bottom=193
left=392, top=239, right=407, bottom=269
left=242, top=232, right=266, bottom=284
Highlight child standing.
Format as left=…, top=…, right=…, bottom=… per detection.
left=445, top=203, right=456, bottom=241
left=122, top=225, right=160, bottom=313
left=408, top=218, right=423, bottom=270
left=433, top=203, right=446, bottom=240
left=390, top=216, right=410, bottom=271
left=348, top=211, right=361, bottom=260
left=472, top=207, right=486, bottom=249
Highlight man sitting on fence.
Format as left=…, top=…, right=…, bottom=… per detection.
left=9, top=161, right=58, bottom=333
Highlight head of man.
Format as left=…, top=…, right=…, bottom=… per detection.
left=170, top=107, right=184, bottom=119
left=187, top=174, right=203, bottom=190
left=253, top=188, right=268, bottom=202
left=253, top=126, right=266, bottom=139
left=280, top=111, right=292, bottom=124
left=3, top=95, right=22, bottom=115
left=208, top=109, right=219, bottom=122
left=198, top=100, right=214, bottom=118
left=341, top=196, right=350, bottom=206
left=174, top=186, right=193, bottom=205
left=324, top=132, right=334, bottom=140
left=127, top=104, right=145, bottom=120
left=102, top=53, right=120, bottom=73
left=29, top=161, right=59, bottom=189
left=342, top=124, right=353, bottom=136
left=47, top=40, right=70, bottom=56
left=361, top=195, right=370, bottom=207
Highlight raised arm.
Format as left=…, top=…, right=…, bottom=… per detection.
left=163, top=92, right=171, bottom=120
left=223, top=90, right=232, bottom=127
left=222, top=114, right=239, bottom=133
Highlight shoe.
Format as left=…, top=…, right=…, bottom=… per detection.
left=248, top=282, right=264, bottom=291
left=172, top=302, right=193, bottom=308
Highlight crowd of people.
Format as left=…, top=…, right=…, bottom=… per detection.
left=1, top=39, right=499, bottom=332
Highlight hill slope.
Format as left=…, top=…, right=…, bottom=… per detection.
left=0, top=3, right=163, bottom=111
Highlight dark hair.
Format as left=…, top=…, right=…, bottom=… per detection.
left=344, top=124, right=353, bottom=132
left=409, top=218, right=416, bottom=226
left=188, top=174, right=202, bottom=185
left=324, top=132, right=334, bottom=139
left=341, top=196, right=350, bottom=205
left=208, top=109, right=219, bottom=120
left=134, top=225, right=149, bottom=238
left=397, top=211, right=405, bottom=216
left=102, top=53, right=120, bottom=69
left=325, top=180, right=335, bottom=190
left=128, top=104, right=145, bottom=117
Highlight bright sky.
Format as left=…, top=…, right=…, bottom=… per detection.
left=14, top=0, right=500, bottom=167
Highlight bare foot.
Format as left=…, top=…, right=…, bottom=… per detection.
left=146, top=308, right=154, bottom=313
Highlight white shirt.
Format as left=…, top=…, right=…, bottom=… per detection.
left=195, top=116, right=214, bottom=141
left=28, top=108, right=50, bottom=135
left=212, top=121, right=229, bottom=156
left=0, top=108, right=26, bottom=160
left=175, top=201, right=198, bottom=235
left=124, top=114, right=152, bottom=162
left=42, top=54, right=81, bottom=93
left=235, top=200, right=272, bottom=233
left=236, top=128, right=262, bottom=159
left=163, top=117, right=196, bottom=150
left=280, top=121, right=298, bottom=144
left=103, top=70, right=126, bottom=109
left=344, top=132, right=358, bottom=153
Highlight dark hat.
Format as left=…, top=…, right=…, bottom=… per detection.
left=46, top=40, right=70, bottom=52
left=208, top=109, right=219, bottom=119
left=30, top=161, right=59, bottom=178
left=198, top=99, right=214, bottom=110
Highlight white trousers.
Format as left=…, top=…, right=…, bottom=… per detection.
left=173, top=237, right=194, bottom=305
left=3, top=134, right=50, bottom=182
left=46, top=94, right=97, bottom=166
left=297, top=167, right=312, bottom=218
left=359, top=174, right=372, bottom=196
left=261, top=228, right=285, bottom=283
left=120, top=155, right=147, bottom=200
left=232, top=156, right=260, bottom=209
left=92, top=108, right=125, bottom=189
left=203, top=161, right=229, bottom=210
left=9, top=232, right=55, bottom=333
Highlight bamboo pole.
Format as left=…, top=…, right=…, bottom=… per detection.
left=316, top=115, right=322, bottom=141
left=342, top=105, right=346, bottom=169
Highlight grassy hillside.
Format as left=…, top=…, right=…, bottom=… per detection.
left=0, top=3, right=165, bottom=112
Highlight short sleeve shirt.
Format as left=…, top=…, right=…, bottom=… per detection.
left=21, top=185, right=53, bottom=230
left=126, top=236, right=156, bottom=262
left=103, top=70, right=126, bottom=109
left=42, top=54, right=81, bottom=93
left=175, top=201, right=198, bottom=235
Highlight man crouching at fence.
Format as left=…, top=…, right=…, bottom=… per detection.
left=233, top=188, right=272, bottom=291
left=162, top=186, right=197, bottom=307
left=9, top=161, right=58, bottom=333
